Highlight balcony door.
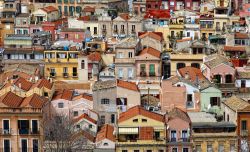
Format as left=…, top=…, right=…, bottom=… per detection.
left=32, top=120, right=38, bottom=134
left=18, top=120, right=29, bottom=134
left=3, top=119, right=10, bottom=133
left=4, top=139, right=10, bottom=152
left=21, top=139, right=28, bottom=152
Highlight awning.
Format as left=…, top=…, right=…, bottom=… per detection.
left=118, top=128, right=138, bottom=134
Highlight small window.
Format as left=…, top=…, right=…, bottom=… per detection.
left=111, top=114, right=115, bottom=123
left=76, top=125, right=80, bottom=128
left=89, top=124, right=93, bottom=128
left=44, top=92, right=48, bottom=97
left=101, top=98, right=110, bottom=104
left=81, top=60, right=85, bottom=69
left=65, top=34, right=68, bottom=38
left=128, top=52, right=133, bottom=58
left=73, top=111, right=78, bottom=116
left=133, top=119, right=138, bottom=122
left=242, top=120, right=247, bottom=130
left=103, top=143, right=108, bottom=146
left=142, top=119, right=147, bottom=122
left=58, top=103, right=64, bottom=108
left=187, top=94, right=192, bottom=102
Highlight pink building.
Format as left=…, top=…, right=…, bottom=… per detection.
left=240, top=4, right=250, bottom=17
left=168, top=0, right=201, bottom=11
left=203, top=54, right=236, bottom=84
left=59, top=28, right=85, bottom=43
left=166, top=107, right=192, bottom=152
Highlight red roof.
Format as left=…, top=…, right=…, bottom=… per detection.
left=73, top=93, right=93, bottom=101
left=31, top=79, right=53, bottom=90
left=139, top=47, right=161, bottom=58
left=139, top=127, right=154, bottom=140
left=118, top=106, right=164, bottom=123
left=20, top=94, right=48, bottom=108
left=138, top=32, right=163, bottom=41
left=14, top=77, right=33, bottom=91
left=96, top=124, right=115, bottom=142
left=117, top=79, right=139, bottom=92
left=119, top=13, right=131, bottom=21
left=41, top=6, right=58, bottom=13
left=53, top=89, right=74, bottom=101
left=178, top=66, right=205, bottom=82
left=144, top=10, right=170, bottom=19
left=224, top=46, right=246, bottom=52
left=74, top=113, right=97, bottom=124
left=87, top=52, right=102, bottom=62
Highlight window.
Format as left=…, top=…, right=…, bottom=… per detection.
left=21, top=139, right=28, bottom=152
left=181, top=130, right=188, bottom=140
left=207, top=144, right=213, bottom=152
left=134, top=150, right=140, bottom=152
left=63, top=67, right=68, bottom=75
left=94, top=27, right=97, bottom=35
left=111, top=114, right=115, bottom=123
left=218, top=144, right=224, bottom=152
left=75, top=34, right=79, bottom=39
left=187, top=94, right=192, bottom=102
left=89, top=124, right=93, bottom=128
left=149, top=64, right=155, bottom=76
left=3, top=119, right=10, bottom=134
left=171, top=130, right=177, bottom=142
left=172, top=148, right=177, bottom=152
left=210, top=97, right=220, bottom=106
left=72, top=67, right=77, bottom=77
left=227, top=114, right=229, bottom=122
left=58, top=103, right=64, bottom=108
left=225, top=74, right=233, bottom=83
left=183, top=148, right=189, bottom=152
left=241, top=120, right=247, bottom=130
left=31, top=120, right=38, bottom=134
left=65, top=33, right=68, bottom=39
left=121, top=25, right=125, bottom=32
left=50, top=68, right=56, bottom=77
left=100, top=115, right=105, bottom=124
left=142, top=119, right=147, bottom=122
left=4, top=139, right=10, bottom=152
left=128, top=52, right=133, bottom=58
left=187, top=32, right=190, bottom=37
left=128, top=68, right=133, bottom=79
left=133, top=119, right=138, bottom=122
left=146, top=150, right=152, bottom=152
left=44, top=92, right=48, bottom=97
left=171, top=31, right=175, bottom=37
left=87, top=27, right=90, bottom=31
left=191, top=63, right=200, bottom=69
left=102, top=24, right=106, bottom=30
left=101, top=98, right=110, bottom=104
left=154, top=131, right=160, bottom=139
left=132, top=25, right=135, bottom=32
left=122, top=150, right=128, bottom=152
left=241, top=80, right=246, bottom=88
left=177, top=63, right=185, bottom=69
left=73, top=111, right=78, bottom=116
left=196, top=145, right=201, bottom=152
left=33, top=139, right=39, bottom=152
left=114, top=25, right=118, bottom=32
left=81, top=60, right=85, bottom=69
left=18, top=120, right=29, bottom=135
left=118, top=68, right=123, bottom=78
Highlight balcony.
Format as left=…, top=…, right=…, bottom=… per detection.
left=30, top=129, right=40, bottom=135
left=72, top=73, right=78, bottom=78
left=19, top=128, right=29, bottom=135
left=169, top=24, right=184, bottom=29
left=0, top=17, right=14, bottom=23
left=50, top=73, right=56, bottom=77
left=63, top=73, right=69, bottom=78
left=241, top=130, right=248, bottom=137
left=0, top=128, right=12, bottom=135
left=2, top=7, right=16, bottom=12
left=115, top=58, right=135, bottom=64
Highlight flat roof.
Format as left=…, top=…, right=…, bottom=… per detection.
left=187, top=112, right=217, bottom=123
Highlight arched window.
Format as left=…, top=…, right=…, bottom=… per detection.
left=213, top=74, right=221, bottom=83
left=177, top=63, right=186, bottom=70
left=191, top=63, right=200, bottom=69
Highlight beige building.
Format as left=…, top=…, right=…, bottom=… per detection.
left=0, top=91, right=47, bottom=152
left=139, top=32, right=164, bottom=52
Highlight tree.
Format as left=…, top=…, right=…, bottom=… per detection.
left=43, top=114, right=92, bottom=152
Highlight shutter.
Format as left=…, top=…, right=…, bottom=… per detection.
left=150, top=64, right=155, bottom=73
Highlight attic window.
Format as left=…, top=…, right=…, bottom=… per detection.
left=133, top=119, right=138, bottom=122
left=142, top=119, right=147, bottom=122
left=103, top=143, right=108, bottom=146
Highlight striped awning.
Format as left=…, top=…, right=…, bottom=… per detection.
left=118, top=128, right=138, bottom=134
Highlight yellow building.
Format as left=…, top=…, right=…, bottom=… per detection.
left=169, top=17, right=184, bottom=38
left=116, top=106, right=166, bottom=152
left=214, top=0, right=229, bottom=7
left=189, top=112, right=238, bottom=152
left=200, top=14, right=215, bottom=39
left=44, top=50, right=79, bottom=81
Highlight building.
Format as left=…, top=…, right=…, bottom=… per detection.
left=0, top=91, right=48, bottom=152
left=44, top=49, right=79, bottom=81
left=32, top=6, right=59, bottom=24
left=14, top=13, right=31, bottom=35
left=166, top=107, right=192, bottom=152
left=221, top=96, right=250, bottom=152
left=200, top=14, right=215, bottom=40
left=188, top=112, right=238, bottom=152
left=59, top=28, right=85, bottom=43
left=116, top=106, right=166, bottom=152
left=235, top=65, right=250, bottom=91
left=56, top=0, right=82, bottom=16
left=138, top=32, right=164, bottom=52
left=95, top=124, right=115, bottom=152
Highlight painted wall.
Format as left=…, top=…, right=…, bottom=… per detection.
left=200, top=87, right=222, bottom=112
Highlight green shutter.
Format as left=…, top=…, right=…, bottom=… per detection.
left=149, top=64, right=155, bottom=76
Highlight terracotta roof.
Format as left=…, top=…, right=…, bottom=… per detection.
left=224, top=46, right=246, bottom=52
left=144, top=10, right=171, bottom=19
left=176, top=37, right=192, bottom=42
left=204, top=54, right=232, bottom=69
left=117, top=79, right=139, bottom=92
left=72, top=93, right=93, bottom=101
left=0, top=92, right=46, bottom=108
left=178, top=66, right=204, bottom=82
left=87, top=52, right=102, bottom=62
left=53, top=89, right=74, bottom=101
left=32, top=79, right=53, bottom=90
left=83, top=6, right=95, bottom=12
left=14, top=77, right=33, bottom=91
left=20, top=94, right=47, bottom=108
left=223, top=96, right=249, bottom=111
left=0, top=92, right=23, bottom=108
left=168, top=107, right=191, bottom=123
left=235, top=32, right=249, bottom=39
left=139, top=32, right=163, bottom=41
left=119, top=13, right=131, bottom=21
left=41, top=6, right=58, bottom=13
left=96, top=124, right=115, bottom=142
left=118, top=106, right=164, bottom=123
left=139, top=47, right=161, bottom=58
left=74, top=113, right=97, bottom=124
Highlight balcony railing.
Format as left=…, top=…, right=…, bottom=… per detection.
left=63, top=73, right=69, bottom=78
left=19, top=128, right=29, bottom=135
left=50, top=73, right=56, bottom=77
left=0, top=128, right=12, bottom=135
left=241, top=130, right=248, bottom=137
left=30, top=129, right=40, bottom=135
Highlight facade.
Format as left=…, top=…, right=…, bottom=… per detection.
left=116, top=106, right=166, bottom=152
left=0, top=92, right=47, bottom=152
left=95, top=124, right=115, bottom=151
left=32, top=6, right=59, bottom=24
left=138, top=32, right=163, bottom=52
left=59, top=28, right=85, bottom=43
